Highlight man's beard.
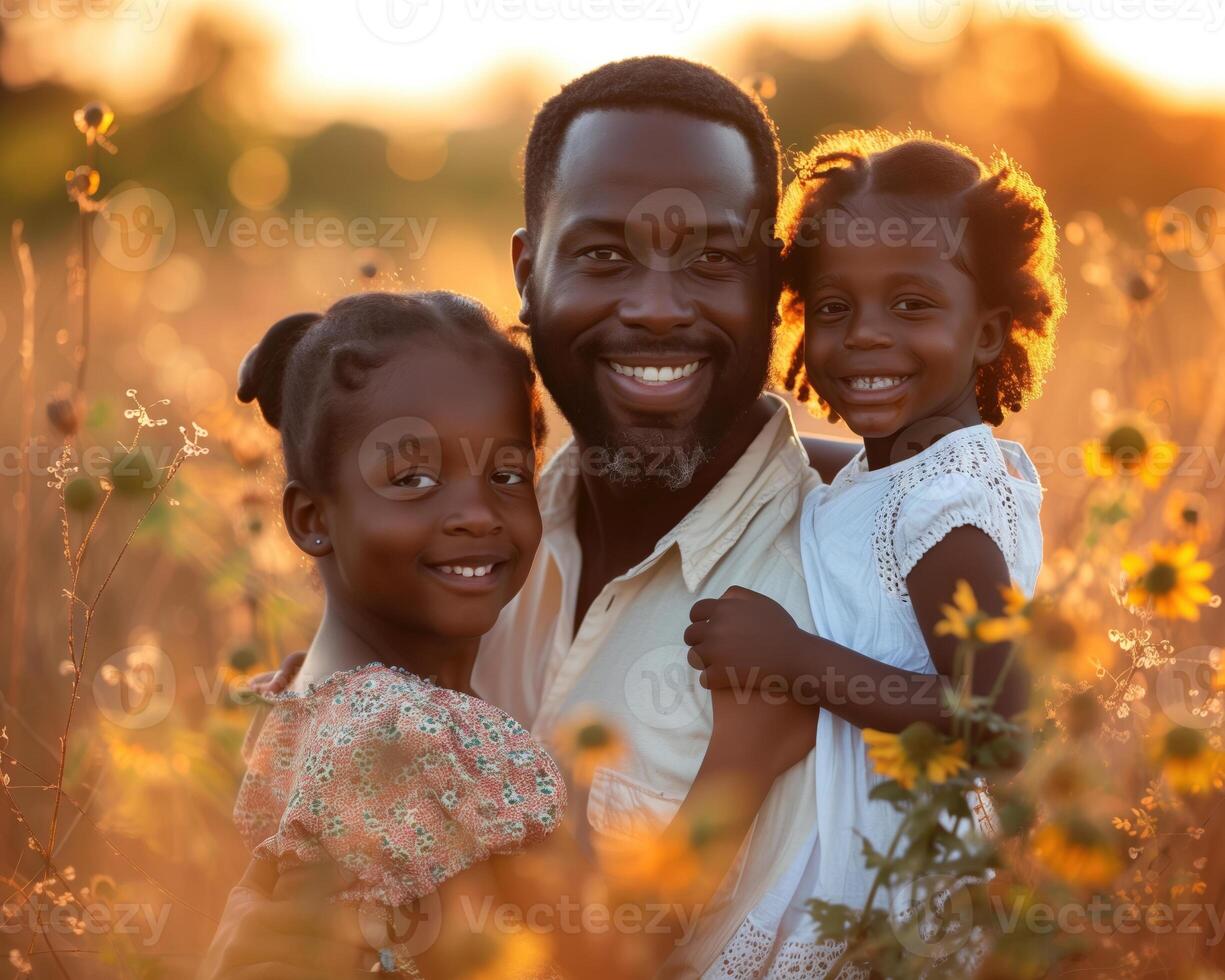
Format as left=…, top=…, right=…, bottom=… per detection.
left=525, top=284, right=775, bottom=491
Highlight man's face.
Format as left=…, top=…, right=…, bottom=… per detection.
left=517, top=108, right=775, bottom=489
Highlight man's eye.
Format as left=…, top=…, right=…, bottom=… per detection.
left=492, top=470, right=526, bottom=486
left=893, top=297, right=936, bottom=312
left=695, top=250, right=733, bottom=265
left=582, top=246, right=628, bottom=262
left=393, top=472, right=439, bottom=489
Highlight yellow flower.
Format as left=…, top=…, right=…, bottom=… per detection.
left=65, top=165, right=100, bottom=202
left=1122, top=541, right=1215, bottom=621
left=1032, top=814, right=1122, bottom=887
left=73, top=100, right=117, bottom=152
left=549, top=708, right=625, bottom=787
left=1021, top=597, right=1114, bottom=681
left=1164, top=489, right=1210, bottom=543
left=1149, top=724, right=1224, bottom=795
left=935, top=579, right=1031, bottom=644
left=863, top=723, right=967, bottom=791
left=1082, top=422, right=1177, bottom=489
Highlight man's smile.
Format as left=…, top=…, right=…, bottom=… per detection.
left=598, top=355, right=714, bottom=415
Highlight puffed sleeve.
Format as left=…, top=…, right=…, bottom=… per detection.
left=891, top=471, right=1017, bottom=584
left=247, top=672, right=567, bottom=909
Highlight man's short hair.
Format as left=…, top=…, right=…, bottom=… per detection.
left=522, top=55, right=781, bottom=236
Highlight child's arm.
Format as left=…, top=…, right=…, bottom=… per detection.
left=466, top=689, right=817, bottom=975
left=687, top=526, right=1027, bottom=735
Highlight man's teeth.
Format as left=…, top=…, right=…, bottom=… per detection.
left=610, top=361, right=702, bottom=384
left=846, top=376, right=907, bottom=391
left=435, top=564, right=495, bottom=578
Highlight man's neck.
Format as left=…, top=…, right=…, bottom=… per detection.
left=570, top=394, right=776, bottom=628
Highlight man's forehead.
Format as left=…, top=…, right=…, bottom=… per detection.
left=550, top=107, right=760, bottom=208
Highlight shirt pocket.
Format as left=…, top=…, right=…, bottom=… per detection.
left=586, top=765, right=684, bottom=856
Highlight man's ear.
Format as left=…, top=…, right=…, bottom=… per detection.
left=974, top=307, right=1012, bottom=367
left=511, top=228, right=534, bottom=325
left=283, top=480, right=330, bottom=556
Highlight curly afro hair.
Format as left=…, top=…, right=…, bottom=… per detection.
left=774, top=129, right=1065, bottom=427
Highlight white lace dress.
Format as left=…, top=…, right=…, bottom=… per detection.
left=707, top=424, right=1044, bottom=979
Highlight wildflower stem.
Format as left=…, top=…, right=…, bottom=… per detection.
left=8, top=221, right=37, bottom=705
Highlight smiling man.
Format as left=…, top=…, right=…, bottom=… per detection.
left=472, top=57, right=859, bottom=976
left=201, top=56, right=859, bottom=979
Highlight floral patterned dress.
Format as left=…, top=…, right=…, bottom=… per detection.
left=233, top=663, right=567, bottom=975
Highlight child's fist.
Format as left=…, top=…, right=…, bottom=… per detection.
left=684, top=586, right=802, bottom=690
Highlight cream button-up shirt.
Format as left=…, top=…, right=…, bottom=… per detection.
left=472, top=393, right=824, bottom=976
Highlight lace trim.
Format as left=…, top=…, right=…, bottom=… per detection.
left=871, top=428, right=1020, bottom=603
left=708, top=916, right=867, bottom=979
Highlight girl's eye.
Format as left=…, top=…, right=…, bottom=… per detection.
left=814, top=298, right=851, bottom=316
left=893, top=297, right=936, bottom=312
left=492, top=470, right=527, bottom=486
left=393, top=472, right=439, bottom=490
left=582, top=246, right=628, bottom=263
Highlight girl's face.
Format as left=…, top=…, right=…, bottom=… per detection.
left=800, top=194, right=1008, bottom=441
left=314, top=342, right=542, bottom=639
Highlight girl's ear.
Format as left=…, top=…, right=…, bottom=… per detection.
left=973, top=307, right=1012, bottom=367
left=511, top=228, right=534, bottom=325
left=283, top=481, right=331, bottom=556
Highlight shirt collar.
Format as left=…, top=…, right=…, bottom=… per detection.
left=534, top=393, right=810, bottom=592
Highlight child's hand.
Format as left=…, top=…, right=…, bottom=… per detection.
left=685, top=586, right=806, bottom=692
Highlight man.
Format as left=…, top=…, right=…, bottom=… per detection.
left=203, top=56, right=858, bottom=978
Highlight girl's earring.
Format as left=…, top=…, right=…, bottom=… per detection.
left=315, top=538, right=322, bottom=546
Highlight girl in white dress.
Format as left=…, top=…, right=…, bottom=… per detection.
left=685, top=130, right=1066, bottom=977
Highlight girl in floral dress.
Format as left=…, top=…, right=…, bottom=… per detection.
left=230, top=290, right=564, bottom=975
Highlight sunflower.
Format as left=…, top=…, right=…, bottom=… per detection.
left=1164, top=489, right=1211, bottom=543
left=934, top=579, right=1031, bottom=645
left=1031, top=814, right=1122, bottom=888
left=863, top=722, right=968, bottom=791
left=1121, top=541, right=1215, bottom=621
left=1082, top=421, right=1177, bottom=490
left=1020, top=596, right=1114, bottom=681
left=1149, top=724, right=1225, bottom=795
left=549, top=708, right=625, bottom=787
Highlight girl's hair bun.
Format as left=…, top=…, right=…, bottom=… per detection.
left=236, top=312, right=320, bottom=429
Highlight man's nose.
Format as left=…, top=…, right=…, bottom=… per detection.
left=619, top=271, right=698, bottom=335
